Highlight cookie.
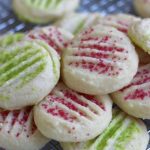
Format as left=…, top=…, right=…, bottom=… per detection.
left=133, top=0, right=150, bottom=17
left=98, top=14, right=140, bottom=34
left=55, top=13, right=101, bottom=35
left=26, top=26, right=73, bottom=55
left=0, top=33, right=24, bottom=47
left=62, top=25, right=139, bottom=95
left=0, top=107, right=49, bottom=150
left=13, top=0, right=79, bottom=24
left=34, top=82, right=112, bottom=142
left=128, top=19, right=150, bottom=54
left=61, top=108, right=149, bottom=150
left=111, top=64, right=150, bottom=119
left=0, top=40, right=60, bottom=110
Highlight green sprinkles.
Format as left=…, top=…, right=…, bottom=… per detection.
left=94, top=112, right=126, bottom=150
left=0, top=42, right=48, bottom=87
left=88, top=109, right=140, bottom=150
left=19, top=61, right=46, bottom=88
left=26, top=0, right=62, bottom=9
left=0, top=33, right=24, bottom=47
left=115, top=121, right=140, bottom=150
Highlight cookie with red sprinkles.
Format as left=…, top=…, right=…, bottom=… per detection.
left=25, top=26, right=73, bottom=55
left=98, top=13, right=140, bottom=34
left=34, top=82, right=112, bottom=142
left=0, top=107, right=49, bottom=150
left=111, top=63, right=150, bottom=119
left=62, top=25, right=139, bottom=95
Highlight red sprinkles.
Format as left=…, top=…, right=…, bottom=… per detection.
left=0, top=107, right=37, bottom=137
left=28, top=27, right=68, bottom=55
left=68, top=26, right=128, bottom=76
left=41, top=85, right=106, bottom=122
left=121, top=66, right=150, bottom=100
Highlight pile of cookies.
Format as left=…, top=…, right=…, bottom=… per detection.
left=0, top=1, right=150, bottom=150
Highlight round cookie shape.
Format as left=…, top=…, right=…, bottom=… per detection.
left=61, top=108, right=149, bottom=150
left=111, top=64, right=150, bottom=119
left=0, top=33, right=24, bottom=47
left=0, top=40, right=60, bottom=110
left=13, top=0, right=79, bottom=24
left=98, top=14, right=140, bottom=34
left=128, top=19, right=150, bottom=54
left=0, top=107, right=49, bottom=150
left=62, top=25, right=139, bottom=95
left=133, top=0, right=150, bottom=17
left=55, top=13, right=101, bottom=35
left=26, top=26, right=73, bottom=55
left=34, top=82, right=112, bottom=142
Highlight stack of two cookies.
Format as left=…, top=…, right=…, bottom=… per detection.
left=0, top=26, right=73, bottom=150
left=0, top=14, right=150, bottom=150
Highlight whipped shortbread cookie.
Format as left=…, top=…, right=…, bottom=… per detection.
left=0, top=33, right=24, bottom=47
left=62, top=25, right=139, bottom=95
left=133, top=0, right=150, bottom=17
left=34, top=82, right=112, bottom=142
left=128, top=19, right=150, bottom=54
left=26, top=26, right=73, bottom=55
left=98, top=13, right=140, bottom=34
left=0, top=40, right=60, bottom=110
left=55, top=13, right=101, bottom=35
left=61, top=109, right=149, bottom=150
left=0, top=107, right=49, bottom=150
left=13, top=0, right=79, bottom=24
left=112, top=64, right=150, bottom=119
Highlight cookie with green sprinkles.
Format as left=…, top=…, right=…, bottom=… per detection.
left=61, top=108, right=149, bottom=150
left=0, top=40, right=60, bottom=110
left=12, top=0, right=79, bottom=24
left=0, top=33, right=24, bottom=47
left=128, top=19, right=150, bottom=55
left=55, top=13, right=101, bottom=35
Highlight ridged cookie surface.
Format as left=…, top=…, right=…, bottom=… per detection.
left=34, top=82, right=112, bottom=142
left=26, top=26, right=73, bottom=55
left=98, top=14, right=140, bottom=34
left=61, top=108, right=149, bottom=150
left=0, top=40, right=60, bottom=109
left=62, top=25, right=139, bottom=95
left=112, top=63, right=150, bottom=119
left=0, top=33, right=24, bottom=47
left=0, top=107, right=49, bottom=150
